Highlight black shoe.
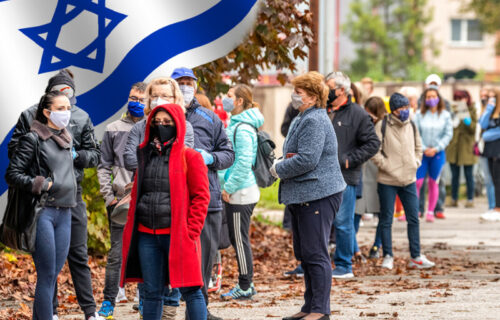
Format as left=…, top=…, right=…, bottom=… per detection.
left=207, top=312, right=223, bottom=320
left=368, top=246, right=380, bottom=259
left=282, top=316, right=304, bottom=320
left=132, top=303, right=139, bottom=311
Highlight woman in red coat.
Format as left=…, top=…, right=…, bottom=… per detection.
left=120, top=103, right=210, bottom=320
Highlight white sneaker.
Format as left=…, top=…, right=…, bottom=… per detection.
left=381, top=255, right=393, bottom=270
left=87, top=312, right=104, bottom=320
left=362, top=213, right=374, bottom=221
left=53, top=316, right=59, bottom=320
left=115, top=286, right=128, bottom=303
left=480, top=210, right=500, bottom=221
left=408, top=254, right=435, bottom=269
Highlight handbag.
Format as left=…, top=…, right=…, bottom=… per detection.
left=473, top=137, right=485, bottom=156
left=110, top=183, right=134, bottom=226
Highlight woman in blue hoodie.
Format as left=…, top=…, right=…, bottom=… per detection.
left=219, top=84, right=264, bottom=300
left=479, top=89, right=500, bottom=221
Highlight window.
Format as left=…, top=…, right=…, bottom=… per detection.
left=450, top=19, right=483, bottom=46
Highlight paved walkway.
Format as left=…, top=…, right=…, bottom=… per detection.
left=62, top=200, right=500, bottom=319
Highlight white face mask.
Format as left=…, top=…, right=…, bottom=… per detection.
left=179, top=85, right=195, bottom=106
left=150, top=97, right=170, bottom=109
left=49, top=110, right=71, bottom=129
left=291, top=93, right=304, bottom=110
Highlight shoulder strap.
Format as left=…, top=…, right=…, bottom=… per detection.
left=380, top=115, right=388, bottom=158
left=410, top=121, right=417, bottom=148
left=233, top=122, right=257, bottom=148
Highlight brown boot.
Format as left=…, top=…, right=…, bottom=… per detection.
left=465, top=200, right=475, bottom=208
left=447, top=199, right=458, bottom=207
left=162, top=306, right=177, bottom=320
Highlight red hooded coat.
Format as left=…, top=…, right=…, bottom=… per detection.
left=120, top=104, right=209, bottom=288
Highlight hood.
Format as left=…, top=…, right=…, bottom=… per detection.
left=139, top=104, right=186, bottom=149
left=230, top=107, right=264, bottom=128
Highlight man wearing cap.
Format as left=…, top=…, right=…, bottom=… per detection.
left=96, top=82, right=147, bottom=319
left=172, top=67, right=235, bottom=320
left=371, top=93, right=435, bottom=270
left=8, top=69, right=102, bottom=320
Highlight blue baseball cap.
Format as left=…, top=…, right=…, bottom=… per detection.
left=171, top=67, right=197, bottom=81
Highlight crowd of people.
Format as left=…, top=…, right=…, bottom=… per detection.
left=3, top=66, right=500, bottom=320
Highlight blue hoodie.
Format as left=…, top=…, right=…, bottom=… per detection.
left=220, top=108, right=265, bottom=194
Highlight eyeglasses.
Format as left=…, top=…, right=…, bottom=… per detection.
left=150, top=95, right=175, bottom=101
left=129, top=96, right=145, bottom=103
left=153, top=119, right=174, bottom=126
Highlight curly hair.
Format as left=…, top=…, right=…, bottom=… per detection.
left=291, top=71, right=329, bottom=108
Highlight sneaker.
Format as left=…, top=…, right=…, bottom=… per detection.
left=98, top=301, right=114, bottom=319
left=208, top=262, right=223, bottom=293
left=447, top=199, right=458, bottom=207
left=53, top=316, right=59, bottom=320
left=435, top=211, right=445, bottom=219
left=250, top=282, right=257, bottom=296
left=331, top=268, right=354, bottom=279
left=381, top=255, right=394, bottom=270
left=221, top=284, right=255, bottom=300
left=426, top=212, right=435, bottom=222
left=161, top=305, right=177, bottom=320
left=362, top=213, right=374, bottom=221
left=138, top=300, right=143, bottom=319
left=87, top=312, right=105, bottom=320
left=207, top=312, right=223, bottom=320
left=368, top=246, right=380, bottom=259
left=115, top=287, right=127, bottom=303
left=480, top=210, right=500, bottom=221
left=354, top=252, right=366, bottom=264
left=465, top=200, right=474, bottom=208
left=408, top=254, right=435, bottom=269
left=284, top=264, right=304, bottom=277
left=397, top=214, right=406, bottom=222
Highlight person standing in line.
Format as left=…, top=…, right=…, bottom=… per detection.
left=325, top=71, right=380, bottom=279
left=415, top=88, right=453, bottom=222
left=7, top=69, right=102, bottom=320
left=371, top=93, right=435, bottom=270
left=96, top=82, right=147, bottom=318
left=172, top=67, right=235, bottom=320
left=6, top=91, right=77, bottom=320
left=479, top=90, right=500, bottom=221
left=218, top=84, right=264, bottom=299
left=274, top=71, right=346, bottom=320
left=446, top=90, right=478, bottom=209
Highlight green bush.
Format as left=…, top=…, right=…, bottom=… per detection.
left=81, top=168, right=110, bottom=255
left=257, top=180, right=284, bottom=210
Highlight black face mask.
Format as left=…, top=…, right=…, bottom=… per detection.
left=327, top=89, right=338, bottom=107
left=153, top=125, right=176, bottom=144
left=481, top=98, right=488, bottom=107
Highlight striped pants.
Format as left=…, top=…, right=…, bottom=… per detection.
left=225, top=202, right=256, bottom=291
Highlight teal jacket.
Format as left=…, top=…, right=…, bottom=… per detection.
left=220, top=108, right=265, bottom=194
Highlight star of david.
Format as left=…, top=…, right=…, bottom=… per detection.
left=20, top=0, right=126, bottom=74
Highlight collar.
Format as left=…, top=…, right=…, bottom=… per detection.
left=31, top=120, right=72, bottom=149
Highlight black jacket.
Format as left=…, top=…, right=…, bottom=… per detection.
left=328, top=98, right=381, bottom=185
left=136, top=144, right=172, bottom=229
left=7, top=104, right=100, bottom=183
left=185, top=98, right=234, bottom=213
left=5, top=121, right=77, bottom=208
left=280, top=103, right=300, bottom=137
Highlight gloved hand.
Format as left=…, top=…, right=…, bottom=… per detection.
left=72, top=147, right=78, bottom=160
left=463, top=117, right=471, bottom=126
left=195, top=148, right=214, bottom=165
left=269, top=158, right=283, bottom=179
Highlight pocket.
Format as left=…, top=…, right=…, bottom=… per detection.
left=293, top=173, right=319, bottom=183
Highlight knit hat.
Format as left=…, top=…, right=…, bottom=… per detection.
left=45, top=69, right=76, bottom=104
left=389, top=92, right=409, bottom=112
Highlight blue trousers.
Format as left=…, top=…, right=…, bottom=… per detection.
left=378, top=183, right=421, bottom=258
left=138, top=233, right=206, bottom=320
left=450, top=164, right=475, bottom=201
left=33, top=207, right=72, bottom=320
left=333, top=185, right=357, bottom=272
left=290, top=192, right=342, bottom=315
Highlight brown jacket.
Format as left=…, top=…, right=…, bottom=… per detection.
left=371, top=115, right=423, bottom=186
left=445, top=105, right=478, bottom=166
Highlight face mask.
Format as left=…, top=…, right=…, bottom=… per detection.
left=150, top=97, right=169, bottom=109
left=49, top=110, right=71, bottom=129
left=398, top=109, right=410, bottom=122
left=154, top=124, right=176, bottom=144
left=481, top=98, right=488, bottom=107
left=128, top=101, right=145, bottom=117
left=222, top=97, right=235, bottom=112
left=327, top=89, right=338, bottom=107
left=51, top=84, right=75, bottom=99
left=426, top=97, right=440, bottom=108
left=179, top=85, right=195, bottom=106
left=291, top=93, right=304, bottom=110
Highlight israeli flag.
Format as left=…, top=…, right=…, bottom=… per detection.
left=0, top=0, right=260, bottom=214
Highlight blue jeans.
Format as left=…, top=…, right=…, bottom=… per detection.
left=378, top=183, right=420, bottom=258
left=333, top=185, right=356, bottom=272
left=480, top=157, right=496, bottom=209
left=138, top=233, right=206, bottom=320
left=353, top=214, right=361, bottom=254
left=32, top=207, right=72, bottom=320
left=372, top=218, right=382, bottom=248
left=450, top=164, right=474, bottom=201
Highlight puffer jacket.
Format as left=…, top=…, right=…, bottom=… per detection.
left=371, top=114, right=423, bottom=186
left=8, top=104, right=100, bottom=183
left=220, top=108, right=264, bottom=194
left=5, top=120, right=77, bottom=208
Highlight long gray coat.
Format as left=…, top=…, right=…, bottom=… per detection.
left=355, top=160, right=380, bottom=214
left=276, top=107, right=346, bottom=205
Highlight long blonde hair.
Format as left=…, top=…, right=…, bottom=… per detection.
left=233, top=84, right=260, bottom=110
left=144, top=77, right=185, bottom=115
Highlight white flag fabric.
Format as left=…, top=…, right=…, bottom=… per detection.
left=0, top=0, right=260, bottom=211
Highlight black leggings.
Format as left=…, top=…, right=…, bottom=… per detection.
left=488, top=158, right=500, bottom=208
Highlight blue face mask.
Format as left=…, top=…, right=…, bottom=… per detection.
left=128, top=101, right=145, bottom=117
left=222, top=97, right=235, bottom=112
left=398, top=109, right=410, bottom=122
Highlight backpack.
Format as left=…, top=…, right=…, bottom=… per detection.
left=380, top=114, right=417, bottom=158
left=233, top=122, right=277, bottom=188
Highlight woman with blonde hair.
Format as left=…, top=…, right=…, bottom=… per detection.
left=274, top=71, right=346, bottom=320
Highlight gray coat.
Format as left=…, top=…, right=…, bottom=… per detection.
left=355, top=160, right=380, bottom=214
left=276, top=107, right=346, bottom=205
